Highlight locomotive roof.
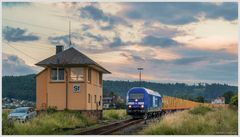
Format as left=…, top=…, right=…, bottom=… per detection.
left=128, top=87, right=161, bottom=97
left=144, top=88, right=161, bottom=97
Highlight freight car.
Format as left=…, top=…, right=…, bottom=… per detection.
left=126, top=87, right=162, bottom=119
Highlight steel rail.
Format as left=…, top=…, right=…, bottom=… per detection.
left=76, top=119, right=143, bottom=135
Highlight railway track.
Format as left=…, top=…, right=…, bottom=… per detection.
left=76, top=119, right=143, bottom=135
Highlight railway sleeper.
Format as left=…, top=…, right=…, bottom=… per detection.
left=144, top=111, right=163, bottom=124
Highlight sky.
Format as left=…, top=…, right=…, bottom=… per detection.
left=2, top=2, right=238, bottom=85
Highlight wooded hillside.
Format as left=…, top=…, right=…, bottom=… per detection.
left=2, top=74, right=237, bottom=102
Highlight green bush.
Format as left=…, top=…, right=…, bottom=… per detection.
left=2, top=109, right=15, bottom=135
left=189, top=106, right=212, bottom=115
left=103, top=109, right=128, bottom=120
left=46, top=106, right=57, bottom=113
left=230, top=95, right=238, bottom=107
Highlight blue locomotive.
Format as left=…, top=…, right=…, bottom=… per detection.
left=126, top=87, right=162, bottom=119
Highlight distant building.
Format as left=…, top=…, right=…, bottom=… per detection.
left=2, top=97, right=35, bottom=109
left=211, top=97, right=225, bottom=104
left=103, top=95, right=125, bottom=109
left=103, top=97, right=114, bottom=109
left=35, top=46, right=111, bottom=118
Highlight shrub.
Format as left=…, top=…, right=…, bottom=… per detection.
left=189, top=106, right=212, bottom=115
left=46, top=106, right=57, bottom=113
left=2, top=109, right=15, bottom=135
left=230, top=95, right=238, bottom=107
left=103, top=109, right=128, bottom=120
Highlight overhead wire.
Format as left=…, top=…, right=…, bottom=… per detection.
left=2, top=40, right=55, bottom=51
left=2, top=24, right=67, bottom=46
left=4, top=42, right=40, bottom=62
left=3, top=18, right=68, bottom=33
left=2, top=17, right=79, bottom=58
left=2, top=19, right=72, bottom=49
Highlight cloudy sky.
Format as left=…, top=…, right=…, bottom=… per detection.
left=2, top=2, right=238, bottom=85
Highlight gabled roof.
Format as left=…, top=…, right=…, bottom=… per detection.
left=35, top=47, right=111, bottom=74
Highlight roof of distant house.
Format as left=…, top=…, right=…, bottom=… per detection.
left=103, top=97, right=113, bottom=100
left=35, top=47, right=111, bottom=73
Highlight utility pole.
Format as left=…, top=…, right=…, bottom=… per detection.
left=68, top=17, right=72, bottom=48
left=65, top=68, right=68, bottom=110
left=65, top=17, right=71, bottom=110
left=137, top=68, right=143, bottom=87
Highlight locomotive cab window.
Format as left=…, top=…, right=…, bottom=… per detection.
left=129, top=93, right=144, bottom=100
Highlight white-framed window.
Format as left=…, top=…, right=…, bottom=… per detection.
left=70, top=67, right=84, bottom=81
left=51, top=67, right=64, bottom=81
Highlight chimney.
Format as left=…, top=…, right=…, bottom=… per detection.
left=56, top=45, right=64, bottom=54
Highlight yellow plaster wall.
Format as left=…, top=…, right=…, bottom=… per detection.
left=36, top=67, right=103, bottom=110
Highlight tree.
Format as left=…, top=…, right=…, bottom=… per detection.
left=222, top=91, right=235, bottom=104
left=194, top=96, right=204, bottom=103
left=230, top=95, right=238, bottom=107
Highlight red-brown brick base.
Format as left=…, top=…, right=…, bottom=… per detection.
left=80, top=110, right=103, bottom=120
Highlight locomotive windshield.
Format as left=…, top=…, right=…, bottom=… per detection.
left=129, top=93, right=144, bottom=100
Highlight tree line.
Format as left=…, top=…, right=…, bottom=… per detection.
left=2, top=74, right=238, bottom=103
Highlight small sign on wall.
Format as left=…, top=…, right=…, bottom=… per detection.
left=73, top=84, right=80, bottom=93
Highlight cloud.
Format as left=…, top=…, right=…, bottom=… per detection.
left=48, top=32, right=84, bottom=45
left=80, top=5, right=109, bottom=22
left=118, top=45, right=238, bottom=84
left=149, top=47, right=237, bottom=66
left=3, top=2, right=31, bottom=8
left=148, top=56, right=207, bottom=65
left=122, top=2, right=237, bottom=25
left=204, top=3, right=238, bottom=21
left=81, top=24, right=92, bottom=31
left=173, top=57, right=207, bottom=65
left=83, top=32, right=105, bottom=42
left=79, top=5, right=130, bottom=30
left=108, top=37, right=122, bottom=47
left=196, top=61, right=237, bottom=81
left=175, top=46, right=238, bottom=61
left=2, top=53, right=37, bottom=76
left=3, top=26, right=39, bottom=42
left=48, top=35, right=70, bottom=45
left=169, top=61, right=237, bottom=84
left=120, top=52, right=145, bottom=63
left=142, top=35, right=180, bottom=48
left=143, top=22, right=185, bottom=37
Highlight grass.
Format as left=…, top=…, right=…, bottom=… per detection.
left=102, top=109, right=128, bottom=120
left=2, top=109, right=97, bottom=135
left=142, top=106, right=238, bottom=135
left=189, top=105, right=212, bottom=115
left=3, top=109, right=128, bottom=135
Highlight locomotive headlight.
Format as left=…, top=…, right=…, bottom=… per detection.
left=128, top=105, right=132, bottom=108
left=135, top=99, right=138, bottom=102
left=141, top=104, right=144, bottom=108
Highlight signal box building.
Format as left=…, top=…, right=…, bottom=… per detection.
left=35, top=46, right=110, bottom=117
